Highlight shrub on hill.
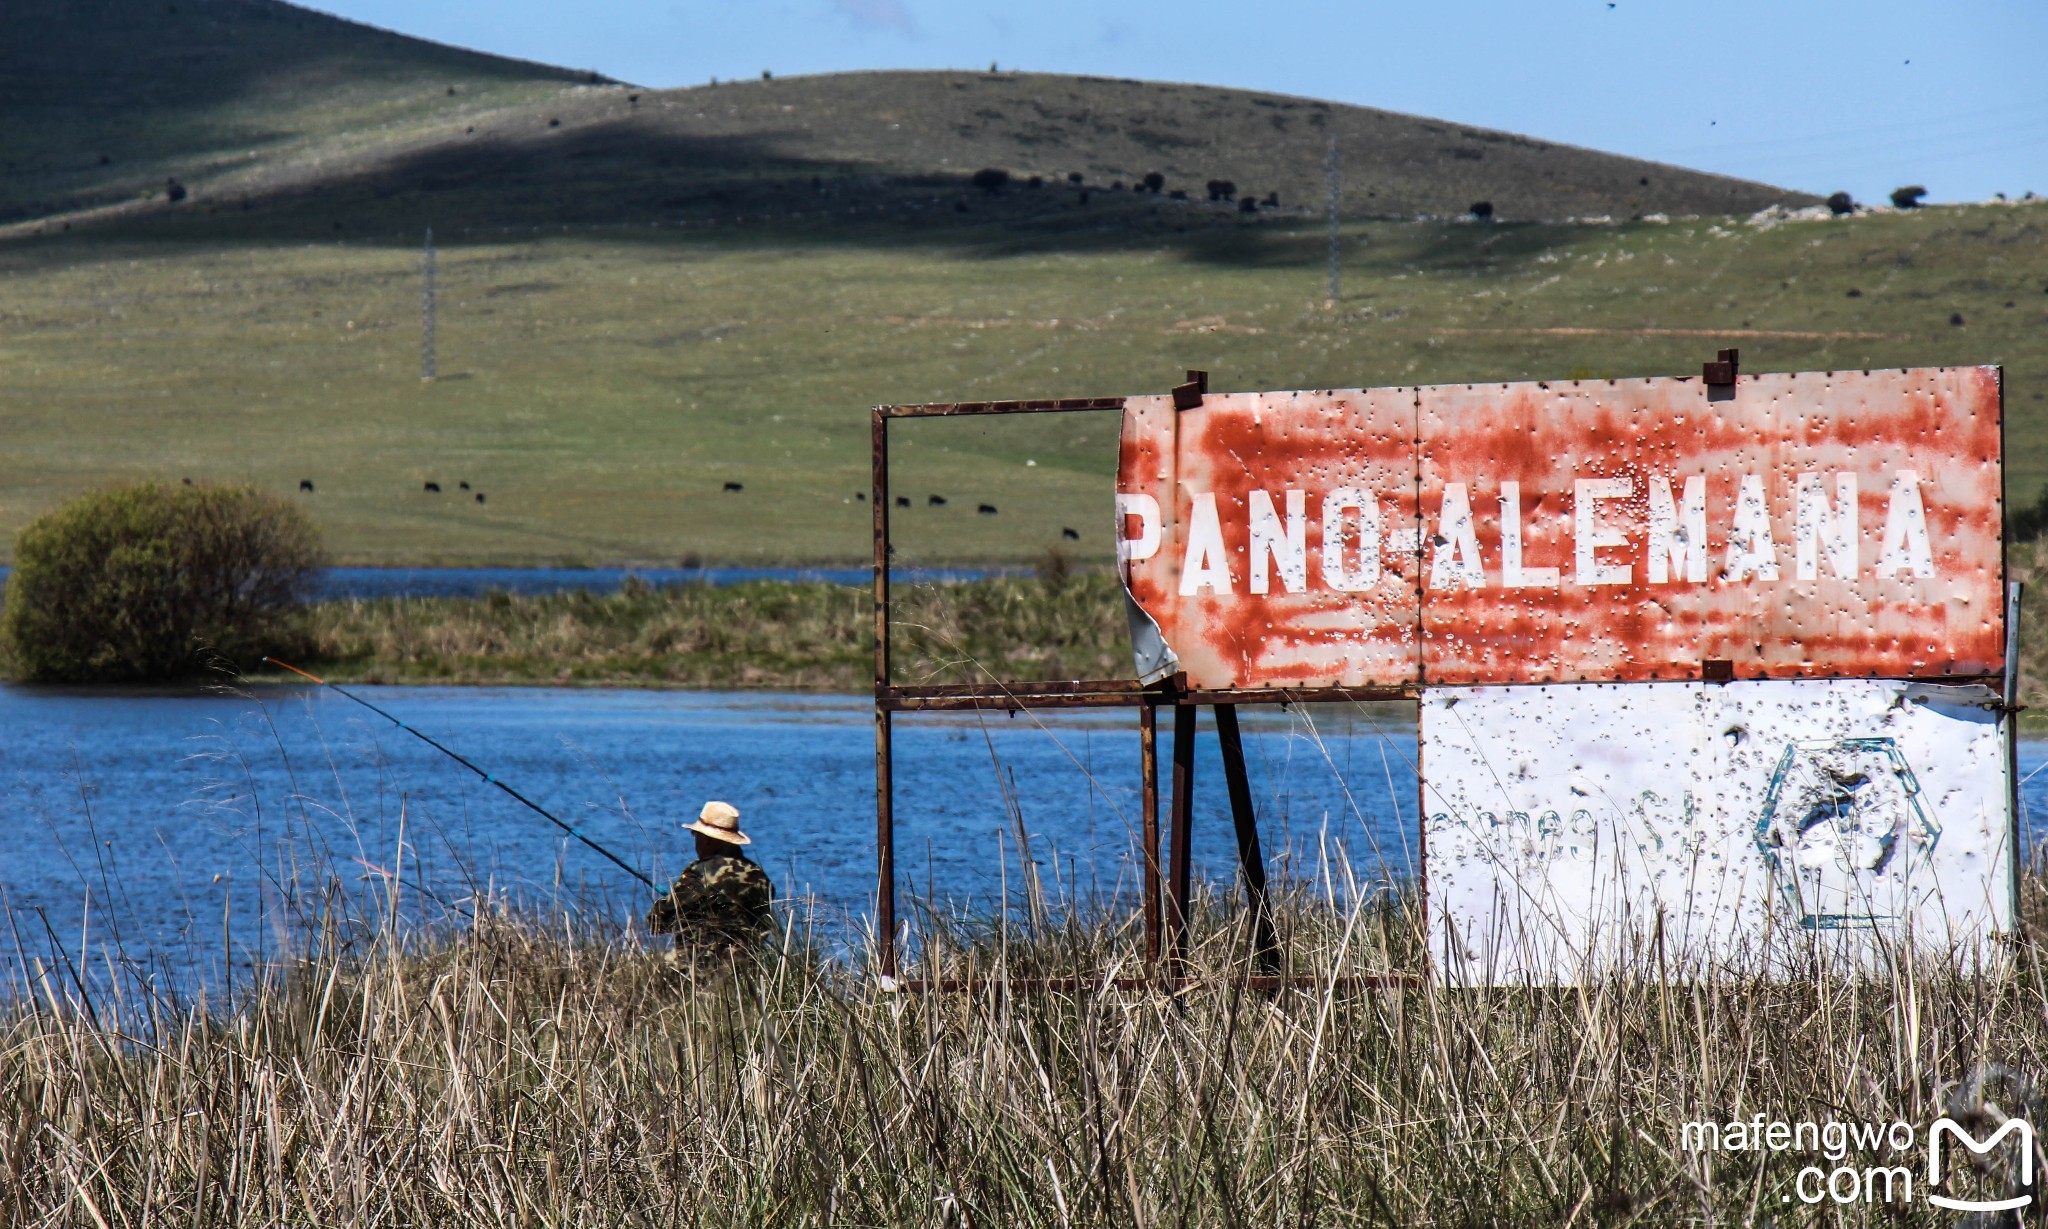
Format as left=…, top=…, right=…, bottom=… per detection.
left=2, top=483, right=324, bottom=682
left=1891, top=185, right=1927, bottom=209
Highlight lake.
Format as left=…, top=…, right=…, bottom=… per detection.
left=0, top=684, right=1417, bottom=1000
left=0, top=565, right=1020, bottom=602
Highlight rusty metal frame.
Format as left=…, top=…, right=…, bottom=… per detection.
left=870, top=383, right=1407, bottom=984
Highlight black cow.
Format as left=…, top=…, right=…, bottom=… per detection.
left=928, top=495, right=947, bottom=506
left=459, top=481, right=471, bottom=491
left=895, top=496, right=911, bottom=508
left=1061, top=527, right=1080, bottom=540
left=977, top=504, right=998, bottom=515
left=475, top=492, right=486, bottom=504
left=298, top=480, right=314, bottom=493
left=723, top=481, right=745, bottom=492
left=424, top=481, right=441, bottom=492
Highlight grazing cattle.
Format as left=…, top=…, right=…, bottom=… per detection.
left=181, top=477, right=193, bottom=485
left=424, top=481, right=441, bottom=492
left=895, top=496, right=911, bottom=508
left=1061, top=527, right=1080, bottom=540
left=928, top=495, right=947, bottom=507
left=458, top=481, right=471, bottom=491
left=298, top=480, right=314, bottom=493
left=1469, top=201, right=1494, bottom=220
left=723, top=481, right=745, bottom=492
left=977, top=504, right=998, bottom=515
left=475, top=492, right=486, bottom=504
left=854, top=492, right=866, bottom=502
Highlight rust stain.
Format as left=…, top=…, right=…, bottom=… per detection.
left=1117, top=367, right=2003, bottom=689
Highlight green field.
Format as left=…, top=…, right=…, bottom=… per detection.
left=2, top=201, right=2043, bottom=564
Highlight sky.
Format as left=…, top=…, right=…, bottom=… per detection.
left=308, top=0, right=2048, bottom=205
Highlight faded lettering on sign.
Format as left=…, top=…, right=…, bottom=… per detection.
left=1116, top=368, right=2002, bottom=688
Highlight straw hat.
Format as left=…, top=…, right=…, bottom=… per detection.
left=686, top=800, right=750, bottom=845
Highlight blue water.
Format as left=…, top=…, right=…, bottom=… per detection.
left=0, top=686, right=1417, bottom=1000
left=311, top=566, right=1026, bottom=600
left=0, top=565, right=1024, bottom=602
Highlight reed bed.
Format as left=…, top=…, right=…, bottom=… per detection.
left=290, top=546, right=2048, bottom=708
left=297, top=569, right=1127, bottom=690
left=6, top=866, right=2048, bottom=1226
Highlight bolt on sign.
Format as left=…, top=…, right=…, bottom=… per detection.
left=1116, top=367, right=2012, bottom=981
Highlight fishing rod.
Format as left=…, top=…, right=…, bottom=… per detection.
left=262, top=658, right=659, bottom=891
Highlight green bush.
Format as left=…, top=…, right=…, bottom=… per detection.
left=2, top=483, right=324, bottom=682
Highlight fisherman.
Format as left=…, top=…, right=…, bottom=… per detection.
left=646, top=801, right=774, bottom=956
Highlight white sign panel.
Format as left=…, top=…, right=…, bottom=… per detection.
left=1423, top=678, right=2013, bottom=984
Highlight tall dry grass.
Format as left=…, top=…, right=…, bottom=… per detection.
left=5, top=863, right=2047, bottom=1225
left=299, top=570, right=1127, bottom=690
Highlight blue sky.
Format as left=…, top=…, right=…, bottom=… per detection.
left=312, top=0, right=2047, bottom=205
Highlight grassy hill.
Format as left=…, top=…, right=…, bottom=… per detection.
left=1, top=0, right=1808, bottom=239
left=0, top=0, right=2035, bottom=568
left=0, top=0, right=601, bottom=228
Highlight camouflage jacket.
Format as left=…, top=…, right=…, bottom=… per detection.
left=646, top=854, right=773, bottom=948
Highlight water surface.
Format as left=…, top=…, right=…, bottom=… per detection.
left=0, top=684, right=1414, bottom=998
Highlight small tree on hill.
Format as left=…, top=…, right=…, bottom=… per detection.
left=1891, top=185, right=1927, bottom=209
left=1826, top=191, right=1856, bottom=215
left=1142, top=171, right=1165, bottom=194
left=2, top=483, right=325, bottom=682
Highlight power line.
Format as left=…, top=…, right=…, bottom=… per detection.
left=1325, top=134, right=1341, bottom=306
left=421, top=226, right=437, bottom=383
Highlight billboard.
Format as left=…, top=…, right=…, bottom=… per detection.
left=1116, top=367, right=2004, bottom=690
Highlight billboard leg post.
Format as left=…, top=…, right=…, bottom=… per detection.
left=1215, top=704, right=1281, bottom=975
left=876, top=709, right=896, bottom=979
left=1140, top=701, right=1161, bottom=967
left=1167, top=699, right=1197, bottom=974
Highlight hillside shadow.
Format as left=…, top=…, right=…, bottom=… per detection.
left=24, top=119, right=1327, bottom=269
left=0, top=0, right=590, bottom=223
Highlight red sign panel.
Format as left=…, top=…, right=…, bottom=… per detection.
left=1116, top=367, right=2003, bottom=689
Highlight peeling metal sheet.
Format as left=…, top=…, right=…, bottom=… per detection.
left=1421, top=678, right=2014, bottom=984
left=1116, top=368, right=2004, bottom=689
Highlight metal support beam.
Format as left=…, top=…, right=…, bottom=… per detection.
left=1214, top=704, right=1280, bottom=974
left=1140, top=702, right=1161, bottom=966
left=872, top=407, right=897, bottom=978
left=1167, top=700, right=1197, bottom=972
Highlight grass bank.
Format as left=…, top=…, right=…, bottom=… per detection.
left=7, top=873, right=2048, bottom=1224
left=286, top=543, right=2048, bottom=706
left=289, top=569, right=1129, bottom=690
